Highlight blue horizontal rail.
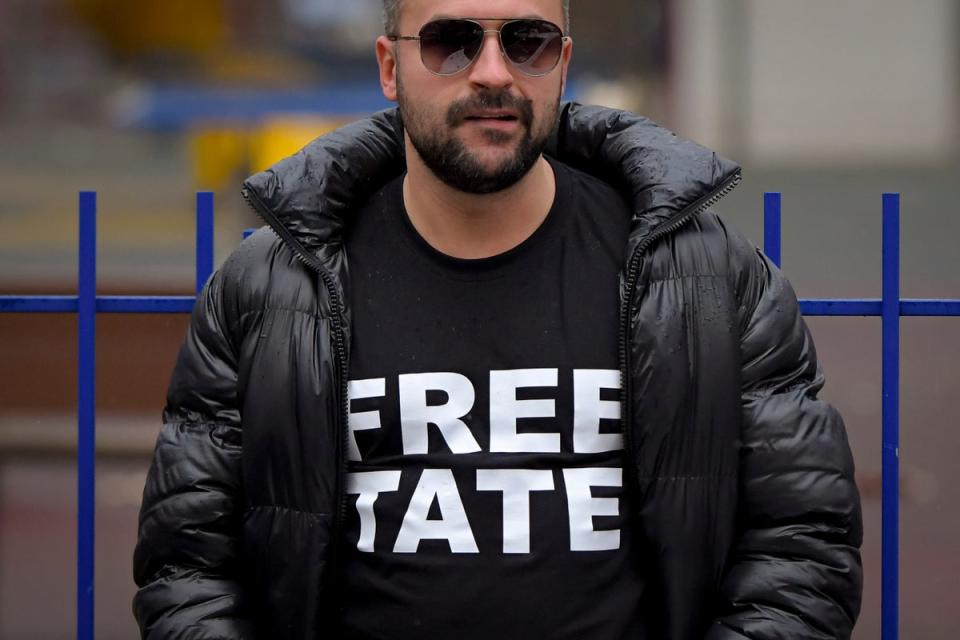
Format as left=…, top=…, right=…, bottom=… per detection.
left=1, top=190, right=958, bottom=640
left=0, top=296, right=198, bottom=313
left=798, top=299, right=960, bottom=316
left=3, top=296, right=958, bottom=317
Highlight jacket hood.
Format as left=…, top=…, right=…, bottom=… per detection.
left=241, top=102, right=741, bottom=262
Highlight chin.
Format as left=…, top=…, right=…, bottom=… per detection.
left=462, top=134, right=521, bottom=156
left=468, top=150, right=522, bottom=173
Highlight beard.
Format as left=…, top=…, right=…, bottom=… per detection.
left=398, top=81, right=560, bottom=194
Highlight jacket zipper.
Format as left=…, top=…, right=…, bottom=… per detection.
left=617, top=170, right=742, bottom=496
left=241, top=187, right=352, bottom=613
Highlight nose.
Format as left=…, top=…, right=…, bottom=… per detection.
left=466, top=30, right=514, bottom=89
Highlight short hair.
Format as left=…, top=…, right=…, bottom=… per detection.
left=382, top=1, right=571, bottom=35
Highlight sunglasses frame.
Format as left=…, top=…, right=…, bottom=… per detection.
left=387, top=17, right=570, bottom=77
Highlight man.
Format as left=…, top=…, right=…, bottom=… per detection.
left=133, top=0, right=863, bottom=638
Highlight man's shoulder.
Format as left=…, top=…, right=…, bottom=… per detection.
left=221, top=227, right=290, bottom=275
left=213, top=227, right=319, bottom=316
left=639, top=208, right=761, bottom=289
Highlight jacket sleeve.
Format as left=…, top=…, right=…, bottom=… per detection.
left=707, top=233, right=864, bottom=640
left=132, top=259, right=255, bottom=639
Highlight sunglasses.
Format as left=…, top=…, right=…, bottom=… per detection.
left=388, top=18, right=569, bottom=77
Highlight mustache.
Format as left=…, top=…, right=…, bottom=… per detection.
left=446, top=91, right=534, bottom=128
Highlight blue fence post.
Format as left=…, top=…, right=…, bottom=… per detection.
left=77, top=192, right=97, bottom=640
left=764, top=192, right=782, bottom=268
left=881, top=193, right=901, bottom=640
left=196, top=192, right=214, bottom=295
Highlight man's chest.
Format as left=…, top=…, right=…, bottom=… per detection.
left=344, top=252, right=627, bottom=558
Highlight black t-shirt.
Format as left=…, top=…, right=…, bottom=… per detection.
left=338, top=158, right=645, bottom=639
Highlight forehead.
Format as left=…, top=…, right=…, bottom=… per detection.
left=399, top=0, right=564, bottom=28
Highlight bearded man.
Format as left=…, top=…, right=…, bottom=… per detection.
left=133, top=1, right=863, bottom=638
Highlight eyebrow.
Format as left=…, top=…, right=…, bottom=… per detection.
left=426, top=14, right=547, bottom=22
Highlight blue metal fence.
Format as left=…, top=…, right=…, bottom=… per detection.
left=2, top=191, right=959, bottom=640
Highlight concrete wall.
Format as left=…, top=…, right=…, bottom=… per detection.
left=672, top=0, right=958, bottom=164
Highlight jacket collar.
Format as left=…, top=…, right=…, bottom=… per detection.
left=241, top=102, right=741, bottom=267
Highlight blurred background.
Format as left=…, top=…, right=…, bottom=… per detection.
left=0, top=0, right=957, bottom=637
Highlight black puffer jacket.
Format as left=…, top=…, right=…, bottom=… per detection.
left=133, top=103, right=862, bottom=639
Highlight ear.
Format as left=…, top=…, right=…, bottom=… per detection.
left=559, top=37, right=573, bottom=96
left=376, top=36, right=399, bottom=102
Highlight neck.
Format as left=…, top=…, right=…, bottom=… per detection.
left=402, top=138, right=556, bottom=259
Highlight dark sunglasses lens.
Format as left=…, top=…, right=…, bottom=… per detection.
left=501, top=20, right=564, bottom=75
left=419, top=20, right=484, bottom=75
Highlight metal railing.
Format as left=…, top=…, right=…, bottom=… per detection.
left=2, top=191, right=959, bottom=640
